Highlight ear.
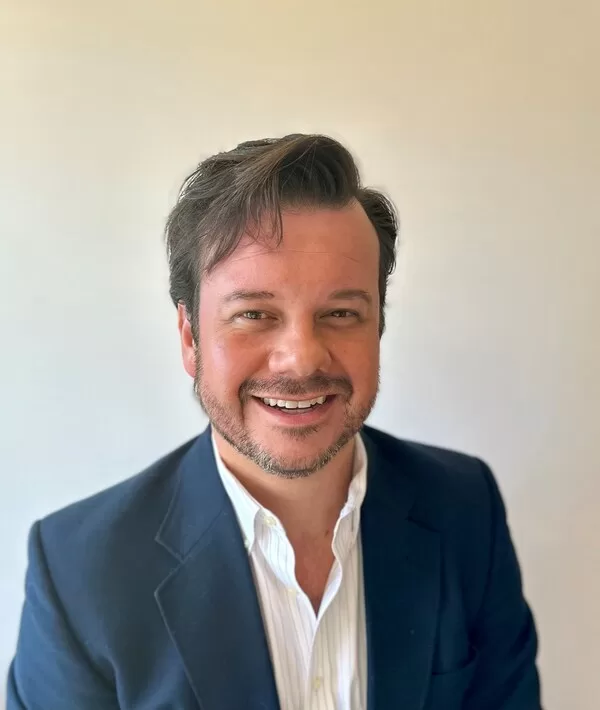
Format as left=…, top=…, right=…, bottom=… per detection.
left=177, top=303, right=196, bottom=379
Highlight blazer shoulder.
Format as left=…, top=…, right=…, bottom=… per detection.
left=364, top=424, right=488, bottom=481
left=363, top=425, right=496, bottom=530
left=37, top=436, right=199, bottom=559
left=364, top=426, right=502, bottom=617
left=19, top=436, right=202, bottom=681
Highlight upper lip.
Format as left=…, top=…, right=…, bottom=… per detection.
left=254, top=394, right=333, bottom=400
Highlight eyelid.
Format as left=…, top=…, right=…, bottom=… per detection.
left=229, top=307, right=363, bottom=323
left=231, top=309, right=277, bottom=323
left=239, top=310, right=267, bottom=318
left=325, top=309, right=361, bottom=320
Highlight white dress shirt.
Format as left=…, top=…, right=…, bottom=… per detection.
left=212, top=434, right=368, bottom=710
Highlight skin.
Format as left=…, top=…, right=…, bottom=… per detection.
left=177, top=200, right=381, bottom=607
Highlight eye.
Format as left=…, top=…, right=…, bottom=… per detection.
left=238, top=311, right=268, bottom=321
left=327, top=310, right=359, bottom=319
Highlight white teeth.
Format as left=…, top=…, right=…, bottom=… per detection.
left=261, top=396, right=328, bottom=409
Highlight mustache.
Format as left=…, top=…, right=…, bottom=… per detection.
left=240, top=374, right=353, bottom=399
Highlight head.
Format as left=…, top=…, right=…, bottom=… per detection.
left=166, top=134, right=398, bottom=477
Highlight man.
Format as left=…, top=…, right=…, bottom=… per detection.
left=7, top=134, right=541, bottom=709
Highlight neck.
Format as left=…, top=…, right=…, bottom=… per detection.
left=213, top=432, right=356, bottom=540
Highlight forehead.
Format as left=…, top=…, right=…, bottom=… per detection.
left=205, top=203, right=380, bottom=292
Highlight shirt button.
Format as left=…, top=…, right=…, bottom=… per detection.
left=263, top=514, right=278, bottom=528
left=312, top=676, right=323, bottom=691
left=286, top=587, right=297, bottom=597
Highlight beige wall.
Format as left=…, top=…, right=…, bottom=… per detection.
left=2, top=1, right=599, bottom=707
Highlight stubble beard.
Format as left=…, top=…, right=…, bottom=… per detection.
left=192, top=348, right=378, bottom=478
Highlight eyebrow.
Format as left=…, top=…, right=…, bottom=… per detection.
left=222, top=290, right=276, bottom=303
left=328, top=289, right=373, bottom=305
left=222, top=288, right=373, bottom=305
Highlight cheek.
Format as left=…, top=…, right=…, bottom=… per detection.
left=201, top=333, right=266, bottom=394
left=339, top=337, right=380, bottom=393
left=360, top=354, right=380, bottom=391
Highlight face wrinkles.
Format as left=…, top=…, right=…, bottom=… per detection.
left=188, top=203, right=382, bottom=478
left=225, top=247, right=364, bottom=263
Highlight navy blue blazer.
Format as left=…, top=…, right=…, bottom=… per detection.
left=7, top=426, right=541, bottom=709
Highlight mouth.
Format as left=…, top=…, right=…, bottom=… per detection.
left=258, top=394, right=330, bottom=409
left=251, top=394, right=337, bottom=423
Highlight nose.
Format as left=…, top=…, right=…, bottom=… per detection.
left=268, top=322, right=332, bottom=378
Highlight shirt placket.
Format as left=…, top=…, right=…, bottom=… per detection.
left=305, top=510, right=356, bottom=710
left=259, top=514, right=318, bottom=709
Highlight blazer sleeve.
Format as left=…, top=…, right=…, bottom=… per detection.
left=6, top=521, right=119, bottom=710
left=465, top=462, right=543, bottom=709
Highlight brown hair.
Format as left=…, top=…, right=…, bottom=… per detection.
left=165, top=133, right=398, bottom=338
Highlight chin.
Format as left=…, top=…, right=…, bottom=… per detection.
left=249, top=426, right=355, bottom=476
left=257, top=421, right=340, bottom=448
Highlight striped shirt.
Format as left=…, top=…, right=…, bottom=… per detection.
left=212, top=434, right=368, bottom=710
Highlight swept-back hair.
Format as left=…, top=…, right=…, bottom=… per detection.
left=165, top=133, right=398, bottom=337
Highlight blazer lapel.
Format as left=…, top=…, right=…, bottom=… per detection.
left=154, top=429, right=280, bottom=710
left=361, top=429, right=441, bottom=710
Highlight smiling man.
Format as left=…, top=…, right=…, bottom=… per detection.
left=8, top=135, right=541, bottom=709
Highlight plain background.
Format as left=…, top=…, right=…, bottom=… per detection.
left=2, top=1, right=599, bottom=707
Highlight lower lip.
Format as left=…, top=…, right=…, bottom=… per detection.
left=252, top=396, right=337, bottom=426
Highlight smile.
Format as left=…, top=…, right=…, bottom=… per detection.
left=261, top=396, right=327, bottom=410
left=251, top=394, right=336, bottom=420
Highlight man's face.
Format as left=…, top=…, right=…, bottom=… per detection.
left=179, top=201, right=381, bottom=477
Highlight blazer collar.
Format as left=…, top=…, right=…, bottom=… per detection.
left=154, top=425, right=441, bottom=710
left=154, top=427, right=280, bottom=710
left=155, top=427, right=227, bottom=561
left=361, top=426, right=441, bottom=710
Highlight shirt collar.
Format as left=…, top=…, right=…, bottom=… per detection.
left=344, top=432, right=368, bottom=514
left=336, top=433, right=368, bottom=555
left=211, top=435, right=262, bottom=550
left=212, top=433, right=369, bottom=552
